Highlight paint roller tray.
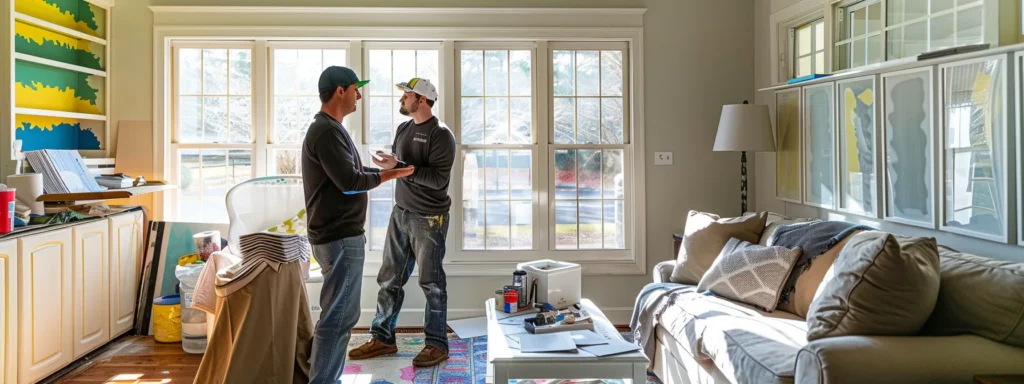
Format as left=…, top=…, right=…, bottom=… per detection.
left=36, top=180, right=177, bottom=203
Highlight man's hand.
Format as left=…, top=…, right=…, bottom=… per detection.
left=380, top=166, right=415, bottom=183
left=372, top=151, right=400, bottom=170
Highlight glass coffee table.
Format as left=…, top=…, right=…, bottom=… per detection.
left=484, top=298, right=649, bottom=384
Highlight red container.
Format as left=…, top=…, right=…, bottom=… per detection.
left=0, top=188, right=14, bottom=234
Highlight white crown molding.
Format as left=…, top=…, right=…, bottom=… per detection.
left=148, top=6, right=647, bottom=15
left=149, top=6, right=645, bottom=30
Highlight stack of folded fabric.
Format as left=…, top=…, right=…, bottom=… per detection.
left=223, top=231, right=311, bottom=279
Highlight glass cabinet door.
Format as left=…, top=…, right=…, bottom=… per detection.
left=837, top=76, right=878, bottom=217
left=776, top=89, right=802, bottom=203
left=803, top=83, right=836, bottom=209
left=939, top=55, right=1009, bottom=242
left=882, top=67, right=935, bottom=227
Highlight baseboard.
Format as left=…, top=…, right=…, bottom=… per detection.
left=305, top=282, right=635, bottom=327
left=343, top=307, right=633, bottom=327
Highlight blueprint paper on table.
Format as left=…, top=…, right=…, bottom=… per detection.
left=579, top=338, right=640, bottom=357
left=519, top=333, right=577, bottom=353
left=569, top=330, right=609, bottom=346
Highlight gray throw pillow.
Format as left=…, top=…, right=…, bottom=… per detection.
left=922, top=246, right=1024, bottom=347
left=806, top=231, right=940, bottom=341
left=697, top=237, right=802, bottom=312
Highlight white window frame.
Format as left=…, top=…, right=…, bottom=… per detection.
left=794, top=18, right=827, bottom=78
left=153, top=10, right=648, bottom=276
left=266, top=41, right=351, bottom=177
left=359, top=41, right=445, bottom=253
left=884, top=0, right=987, bottom=61
left=547, top=42, right=633, bottom=260
left=833, top=0, right=884, bottom=71
left=451, top=42, right=540, bottom=260
left=169, top=41, right=259, bottom=223
left=777, top=9, right=830, bottom=82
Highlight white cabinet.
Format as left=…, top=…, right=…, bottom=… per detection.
left=18, top=228, right=73, bottom=384
left=109, top=211, right=143, bottom=337
left=72, top=220, right=110, bottom=359
left=1, top=240, right=18, bottom=384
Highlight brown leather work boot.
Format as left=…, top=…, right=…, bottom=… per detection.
left=412, top=345, right=449, bottom=367
left=348, top=339, right=398, bottom=360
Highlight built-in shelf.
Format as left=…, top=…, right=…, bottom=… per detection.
left=13, top=12, right=107, bottom=46
left=14, top=53, right=106, bottom=77
left=14, top=108, right=107, bottom=121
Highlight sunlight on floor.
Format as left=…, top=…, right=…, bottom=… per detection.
left=341, top=373, right=376, bottom=384
left=103, top=373, right=173, bottom=383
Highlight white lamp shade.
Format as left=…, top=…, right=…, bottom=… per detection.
left=713, top=103, right=776, bottom=152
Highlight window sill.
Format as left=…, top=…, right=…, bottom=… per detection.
left=357, top=258, right=645, bottom=277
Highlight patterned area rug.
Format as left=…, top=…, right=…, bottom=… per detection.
left=342, top=334, right=664, bottom=384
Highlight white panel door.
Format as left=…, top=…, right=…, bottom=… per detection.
left=18, top=228, right=73, bottom=384
left=73, top=220, right=110, bottom=358
left=109, top=211, right=143, bottom=336
left=0, top=240, right=18, bottom=384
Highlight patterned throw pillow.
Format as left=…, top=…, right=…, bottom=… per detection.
left=697, top=237, right=802, bottom=312
left=267, top=209, right=307, bottom=235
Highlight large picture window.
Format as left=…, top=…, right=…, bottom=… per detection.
left=550, top=44, right=628, bottom=250
left=167, top=38, right=639, bottom=271
left=364, top=44, right=441, bottom=251
left=172, top=43, right=254, bottom=223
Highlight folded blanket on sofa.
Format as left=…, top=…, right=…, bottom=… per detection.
left=630, top=282, right=696, bottom=366
left=769, top=220, right=875, bottom=304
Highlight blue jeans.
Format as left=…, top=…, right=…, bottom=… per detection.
left=309, top=235, right=365, bottom=384
left=370, top=205, right=450, bottom=353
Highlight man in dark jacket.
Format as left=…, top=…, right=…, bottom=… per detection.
left=303, top=66, right=414, bottom=384
left=347, top=77, right=456, bottom=367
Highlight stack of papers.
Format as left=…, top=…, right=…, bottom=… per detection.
left=25, top=150, right=107, bottom=194
left=224, top=232, right=311, bottom=279
left=238, top=231, right=311, bottom=262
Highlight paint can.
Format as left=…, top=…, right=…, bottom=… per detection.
left=503, top=285, right=519, bottom=313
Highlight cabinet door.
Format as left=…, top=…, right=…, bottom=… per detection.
left=73, top=220, right=110, bottom=358
left=0, top=240, right=17, bottom=384
left=18, top=229, right=73, bottom=384
left=109, top=211, right=143, bottom=336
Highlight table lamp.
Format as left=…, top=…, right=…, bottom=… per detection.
left=713, top=100, right=776, bottom=213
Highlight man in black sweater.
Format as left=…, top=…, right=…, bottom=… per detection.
left=304, top=66, right=414, bottom=384
left=347, top=77, right=456, bottom=367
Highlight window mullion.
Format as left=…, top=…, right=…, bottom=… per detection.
left=536, top=41, right=550, bottom=252
left=254, top=40, right=269, bottom=178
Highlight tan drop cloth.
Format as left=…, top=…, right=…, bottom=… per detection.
left=194, top=260, right=313, bottom=384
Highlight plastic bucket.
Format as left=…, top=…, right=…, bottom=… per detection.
left=153, top=295, right=182, bottom=343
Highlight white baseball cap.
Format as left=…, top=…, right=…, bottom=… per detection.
left=395, top=77, right=438, bottom=102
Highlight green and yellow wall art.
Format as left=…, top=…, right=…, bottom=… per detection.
left=12, top=0, right=107, bottom=152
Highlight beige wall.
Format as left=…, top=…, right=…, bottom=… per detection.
left=109, top=0, right=754, bottom=325
left=753, top=0, right=1024, bottom=263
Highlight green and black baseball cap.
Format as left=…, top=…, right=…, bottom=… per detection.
left=318, top=66, right=369, bottom=93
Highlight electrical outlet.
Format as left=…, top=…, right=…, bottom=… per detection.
left=655, top=152, right=673, bottom=165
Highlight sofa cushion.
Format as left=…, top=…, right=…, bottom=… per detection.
left=658, top=287, right=804, bottom=361
left=776, top=230, right=862, bottom=318
left=806, top=232, right=940, bottom=340
left=922, top=246, right=1024, bottom=347
left=670, top=211, right=768, bottom=284
left=700, top=314, right=808, bottom=384
left=796, top=335, right=1024, bottom=384
left=697, top=238, right=801, bottom=311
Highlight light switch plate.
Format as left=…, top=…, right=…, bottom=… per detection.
left=655, top=152, right=673, bottom=165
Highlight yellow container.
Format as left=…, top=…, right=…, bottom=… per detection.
left=153, top=295, right=182, bottom=343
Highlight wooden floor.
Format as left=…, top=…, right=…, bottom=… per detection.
left=47, top=336, right=203, bottom=384
left=48, top=326, right=632, bottom=383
